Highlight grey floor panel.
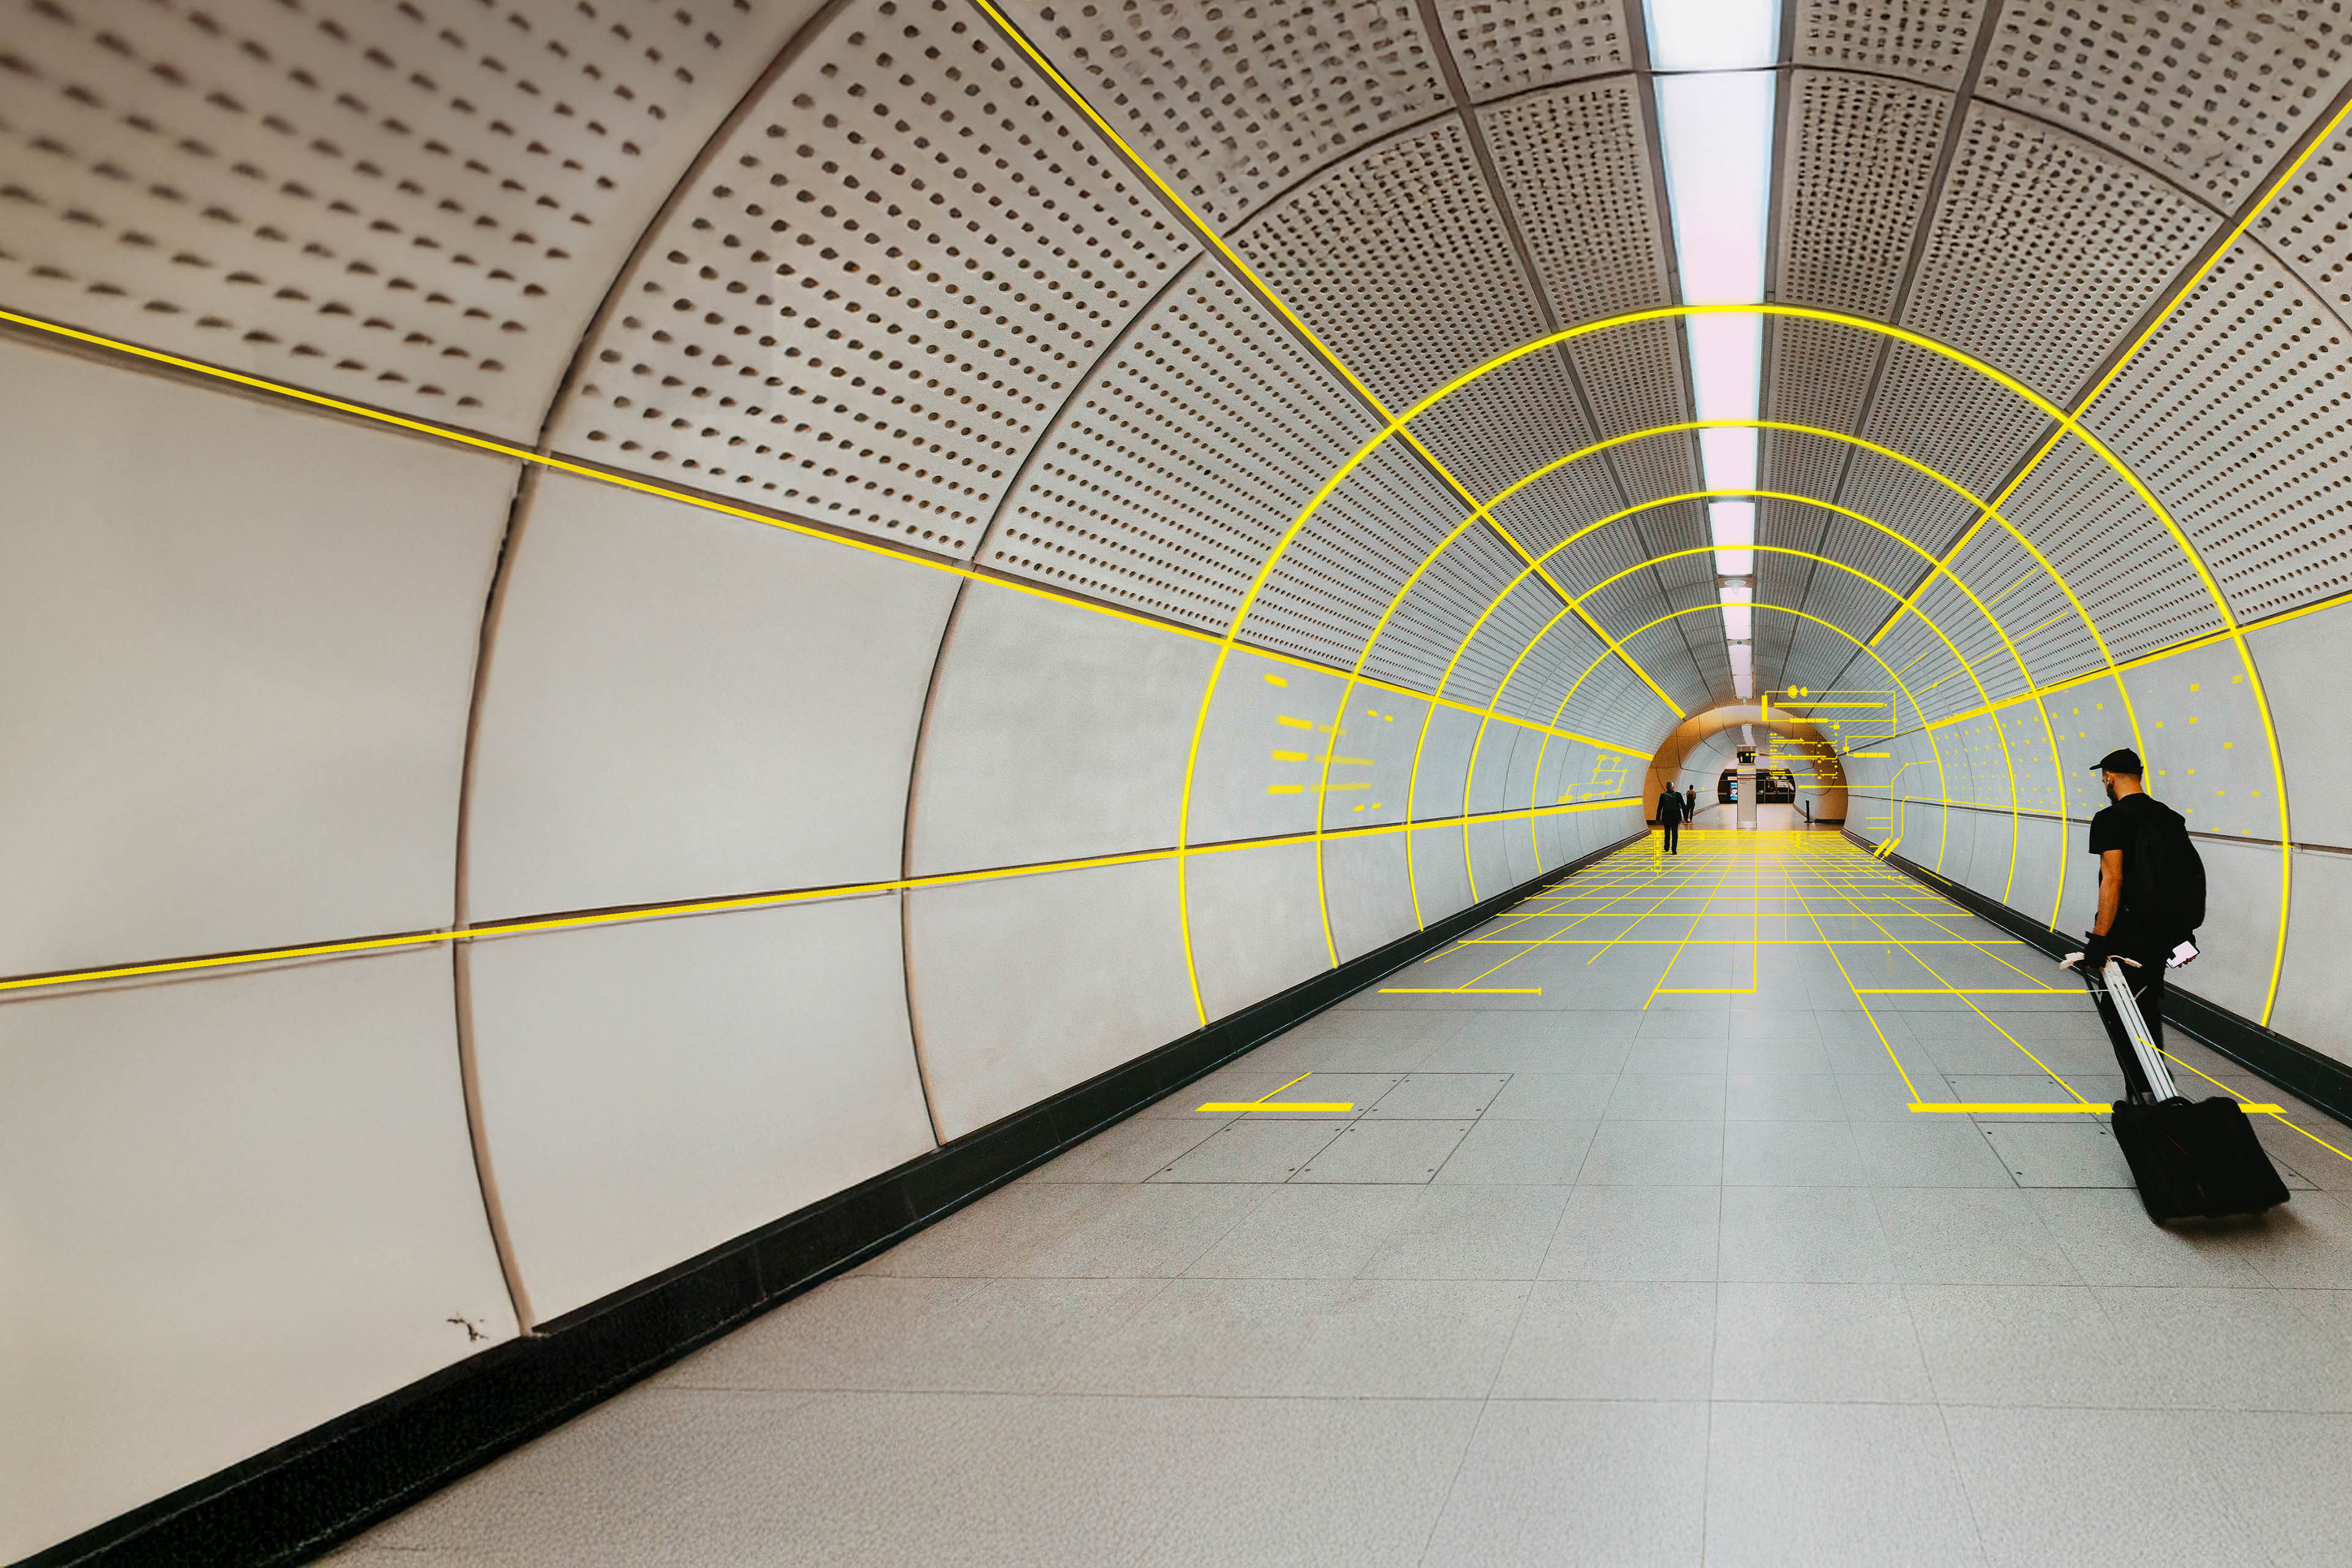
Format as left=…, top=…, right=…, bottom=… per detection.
left=340, top=832, right=2352, bottom=1566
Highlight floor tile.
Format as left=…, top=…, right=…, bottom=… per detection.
left=2093, top=1284, right=2352, bottom=1411
left=1604, top=1072, right=1727, bottom=1120
left=1181, top=1185, right=1420, bottom=1279
left=1722, top=1120, right=1865, bottom=1186
left=1430, top=1117, right=1595, bottom=1185
left=1026, top=1114, right=1226, bottom=1182
left=1292, top=1120, right=1473, bottom=1184
left=1007, top=1183, right=1272, bottom=1278
left=1849, top=1120, right=2018, bottom=1188
left=1056, top=1277, right=1348, bottom=1395
left=1482, top=1072, right=1616, bottom=1120
left=2029, top=1188, right=2268, bottom=1285
left=1904, top=1284, right=2147, bottom=1407
left=1135, top=1398, right=1482, bottom=1567
left=1711, top=1282, right=1931, bottom=1403
left=1490, top=1280, right=1715, bottom=1399
left=1871, top=1188, right=2080, bottom=1284
left=1943, top=1405, right=2255, bottom=1567
left=1705, top=1403, right=1984, bottom=1568
left=1577, top=1119, right=1724, bottom=1185
left=1279, top=1279, right=1529, bottom=1397
left=1983, top=1121, right=2136, bottom=1187
left=1360, top=1072, right=1509, bottom=1120
left=1422, top=1401, right=1709, bottom=1567
left=1147, top=1118, right=1343, bottom=1183
left=1541, top=1184, right=1722, bottom=1281
left=1719, top=1186, right=1895, bottom=1282
left=1359, top=1183, right=1573, bottom=1280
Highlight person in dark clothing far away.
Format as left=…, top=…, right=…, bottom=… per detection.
left=2082, top=747, right=2205, bottom=1089
left=1684, top=783, right=1698, bottom=822
left=1656, top=779, right=1687, bottom=854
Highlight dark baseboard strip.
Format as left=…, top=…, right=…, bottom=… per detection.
left=1845, top=831, right=2352, bottom=1132
left=28, top=827, right=1648, bottom=1568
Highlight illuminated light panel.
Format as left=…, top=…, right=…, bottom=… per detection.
left=1711, top=499, right=1755, bottom=575
left=1651, top=0, right=1778, bottom=699
left=1719, top=579, right=1754, bottom=641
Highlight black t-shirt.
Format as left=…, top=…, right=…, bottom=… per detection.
left=2087, top=794, right=2166, bottom=951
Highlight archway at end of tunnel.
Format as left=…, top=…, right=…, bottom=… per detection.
left=1642, top=706, right=1850, bottom=832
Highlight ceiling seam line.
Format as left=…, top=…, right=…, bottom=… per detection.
left=1412, top=0, right=1713, bottom=708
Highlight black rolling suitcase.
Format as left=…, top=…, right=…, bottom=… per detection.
left=2067, top=952, right=2288, bottom=1223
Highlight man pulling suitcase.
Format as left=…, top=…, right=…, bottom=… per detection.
left=2071, top=748, right=2286, bottom=1222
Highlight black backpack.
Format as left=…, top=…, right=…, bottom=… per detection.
left=2122, top=797, right=2205, bottom=938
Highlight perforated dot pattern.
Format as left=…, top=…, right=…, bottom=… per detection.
left=0, top=0, right=798, bottom=438
left=1775, top=71, right=1947, bottom=318
left=1904, top=105, right=2216, bottom=402
left=2254, top=129, right=2352, bottom=328
left=1569, top=320, right=1697, bottom=503
left=1991, top=434, right=2222, bottom=665
left=1792, top=0, right=1988, bottom=86
left=1762, top=317, right=1876, bottom=499
left=545, top=0, right=1195, bottom=555
left=1232, top=115, right=1547, bottom=409
left=1494, top=466, right=1652, bottom=590
left=1480, top=78, right=1670, bottom=326
left=1438, top=0, right=1629, bottom=101
left=1361, top=522, right=1551, bottom=698
left=1001, top=0, right=1450, bottom=232
left=1856, top=341, right=2048, bottom=533
left=2087, top=236, right=2352, bottom=624
left=1408, top=349, right=1597, bottom=511
left=1979, top=0, right=2344, bottom=209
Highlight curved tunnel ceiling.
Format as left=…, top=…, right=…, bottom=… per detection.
left=10, top=0, right=2352, bottom=1553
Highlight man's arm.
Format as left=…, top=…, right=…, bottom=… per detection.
left=2094, top=848, right=2123, bottom=937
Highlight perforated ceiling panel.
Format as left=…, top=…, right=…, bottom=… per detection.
left=1494, top=612, right=1614, bottom=728
left=1761, top=318, right=1875, bottom=499
left=1978, top=0, right=2344, bottom=210
left=2253, top=126, right=2352, bottom=327
left=1855, top=341, right=2047, bottom=530
left=1774, top=71, right=1947, bottom=319
left=1438, top=0, right=1630, bottom=102
left=1232, top=115, right=1547, bottom=410
left=983, top=255, right=1462, bottom=668
left=1480, top=78, right=1670, bottom=327
left=2086, top=236, right=2352, bottom=625
left=1498, top=478, right=1651, bottom=593
left=1406, top=338, right=1599, bottom=506
left=1569, top=320, right=1697, bottom=503
left=544, top=0, right=1195, bottom=556
left=1448, top=573, right=1583, bottom=711
left=1994, top=435, right=2223, bottom=665
left=1360, top=521, right=1555, bottom=698
left=0, top=0, right=807, bottom=439
left=1790, top=0, right=1988, bottom=88
left=1902, top=105, right=2215, bottom=403
left=997, top=0, right=1450, bottom=232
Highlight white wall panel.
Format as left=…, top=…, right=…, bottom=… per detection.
left=910, top=581, right=1216, bottom=875
left=1322, top=831, right=1420, bottom=963
left=1409, top=705, right=1484, bottom=821
left=907, top=859, right=1198, bottom=1141
left=1409, top=822, right=1475, bottom=924
left=2271, top=850, right=2352, bottom=1066
left=1467, top=819, right=1520, bottom=899
left=0, top=952, right=513, bottom=1561
left=466, top=474, right=955, bottom=918
left=465, top=894, right=932, bottom=1322
left=0, top=343, right=515, bottom=979
left=1183, top=841, right=1335, bottom=1021
left=1316, top=690, right=1431, bottom=834
left=1188, top=647, right=1341, bottom=846
left=2249, top=605, right=2352, bottom=848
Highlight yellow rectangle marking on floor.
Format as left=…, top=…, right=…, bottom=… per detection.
left=1197, top=1102, right=1356, bottom=1112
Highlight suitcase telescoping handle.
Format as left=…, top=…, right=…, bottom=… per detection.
left=2059, top=951, right=2179, bottom=1102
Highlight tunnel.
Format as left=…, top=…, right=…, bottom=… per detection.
left=9, top=0, right=2352, bottom=1559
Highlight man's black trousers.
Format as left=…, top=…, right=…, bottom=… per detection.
left=1661, top=820, right=1679, bottom=854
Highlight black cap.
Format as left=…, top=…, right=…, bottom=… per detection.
left=2090, top=747, right=2143, bottom=775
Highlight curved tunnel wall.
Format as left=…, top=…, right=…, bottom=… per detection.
left=10, top=0, right=2352, bottom=1556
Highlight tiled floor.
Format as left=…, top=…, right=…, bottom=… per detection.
left=336, top=831, right=2352, bottom=1566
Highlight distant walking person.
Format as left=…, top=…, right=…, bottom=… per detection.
left=1656, top=780, right=1687, bottom=854
left=2082, top=747, right=2205, bottom=1088
left=1684, top=783, right=1698, bottom=822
